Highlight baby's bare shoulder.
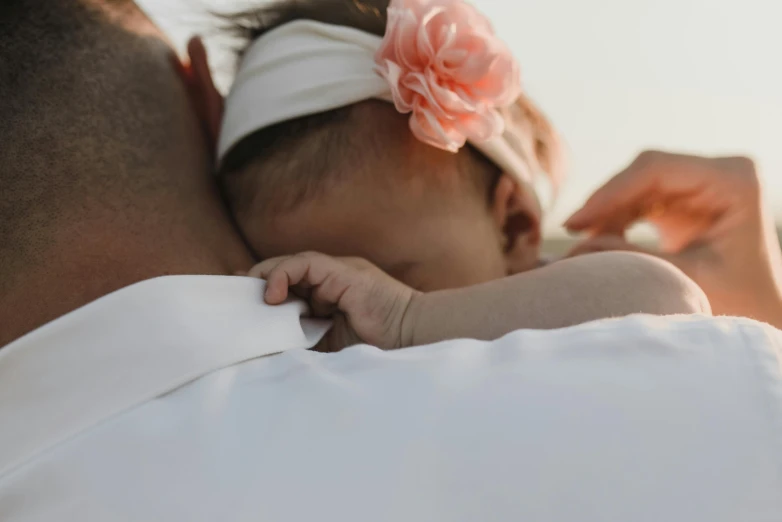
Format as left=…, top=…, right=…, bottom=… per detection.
left=544, top=252, right=711, bottom=316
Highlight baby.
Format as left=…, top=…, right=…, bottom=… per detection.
left=216, top=0, right=709, bottom=350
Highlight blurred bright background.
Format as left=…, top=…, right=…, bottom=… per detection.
left=139, top=0, right=782, bottom=246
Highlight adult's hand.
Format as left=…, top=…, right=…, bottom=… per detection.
left=565, top=151, right=782, bottom=327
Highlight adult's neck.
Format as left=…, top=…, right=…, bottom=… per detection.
left=0, top=214, right=253, bottom=347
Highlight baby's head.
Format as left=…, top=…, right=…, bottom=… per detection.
left=218, top=0, right=560, bottom=291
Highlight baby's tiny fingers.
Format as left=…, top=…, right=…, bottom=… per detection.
left=263, top=255, right=321, bottom=304
left=264, top=268, right=294, bottom=304
left=248, top=257, right=290, bottom=279
left=253, top=252, right=353, bottom=307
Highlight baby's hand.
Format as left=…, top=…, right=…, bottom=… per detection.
left=249, top=252, right=421, bottom=352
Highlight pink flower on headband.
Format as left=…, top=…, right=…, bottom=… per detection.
left=374, top=0, right=521, bottom=152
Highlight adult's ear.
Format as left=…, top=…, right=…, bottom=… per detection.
left=184, top=36, right=224, bottom=152
left=491, top=174, right=542, bottom=275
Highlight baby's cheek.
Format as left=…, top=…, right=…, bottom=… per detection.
left=414, top=243, right=507, bottom=292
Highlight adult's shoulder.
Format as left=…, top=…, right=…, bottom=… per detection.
left=314, top=314, right=780, bottom=381
left=6, top=313, right=782, bottom=521
left=183, top=314, right=782, bottom=519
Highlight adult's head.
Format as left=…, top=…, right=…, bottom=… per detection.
left=0, top=0, right=252, bottom=345
left=216, top=0, right=561, bottom=292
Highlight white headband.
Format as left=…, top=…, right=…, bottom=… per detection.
left=219, top=17, right=547, bottom=214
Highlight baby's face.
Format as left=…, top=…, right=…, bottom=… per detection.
left=242, top=174, right=539, bottom=292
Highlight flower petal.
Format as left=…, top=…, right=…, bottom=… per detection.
left=455, top=107, right=505, bottom=143
left=410, top=106, right=464, bottom=152
left=377, top=60, right=416, bottom=112
left=424, top=68, right=476, bottom=114
left=375, top=0, right=522, bottom=153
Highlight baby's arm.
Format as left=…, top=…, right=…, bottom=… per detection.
left=250, top=251, right=710, bottom=351
left=407, top=251, right=710, bottom=346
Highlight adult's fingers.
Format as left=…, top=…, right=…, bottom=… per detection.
left=564, top=151, right=714, bottom=232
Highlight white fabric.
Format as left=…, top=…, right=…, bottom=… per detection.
left=218, top=20, right=543, bottom=214
left=1, top=276, right=782, bottom=521
left=0, top=276, right=329, bottom=478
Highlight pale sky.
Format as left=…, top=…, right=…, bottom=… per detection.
left=139, top=0, right=782, bottom=234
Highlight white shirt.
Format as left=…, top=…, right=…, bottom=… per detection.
left=1, top=275, right=781, bottom=522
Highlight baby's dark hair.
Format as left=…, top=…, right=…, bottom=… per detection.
left=217, top=0, right=560, bottom=223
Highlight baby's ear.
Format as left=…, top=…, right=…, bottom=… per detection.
left=491, top=174, right=541, bottom=275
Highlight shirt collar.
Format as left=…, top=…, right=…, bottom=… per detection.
left=0, top=275, right=327, bottom=477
